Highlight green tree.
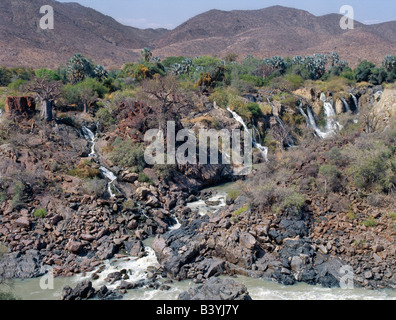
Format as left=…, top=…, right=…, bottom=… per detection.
left=354, top=60, right=376, bottom=82
left=383, top=55, right=396, bottom=73
left=35, top=68, right=61, bottom=81
left=66, top=53, right=93, bottom=84
left=141, top=48, right=153, bottom=62
left=63, top=78, right=108, bottom=113
left=93, top=65, right=108, bottom=82
left=0, top=67, right=11, bottom=86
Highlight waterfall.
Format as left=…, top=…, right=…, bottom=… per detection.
left=100, top=166, right=118, bottom=198
left=275, top=116, right=294, bottom=148
left=299, top=101, right=341, bottom=139
left=340, top=97, right=351, bottom=112
left=168, top=217, right=181, bottom=231
left=323, top=102, right=343, bottom=132
left=227, top=107, right=268, bottom=161
left=350, top=93, right=359, bottom=113
left=81, top=125, right=118, bottom=198
left=82, top=126, right=97, bottom=157
left=307, top=107, right=330, bottom=139
left=252, top=123, right=261, bottom=143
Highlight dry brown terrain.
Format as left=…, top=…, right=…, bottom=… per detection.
left=0, top=1, right=395, bottom=68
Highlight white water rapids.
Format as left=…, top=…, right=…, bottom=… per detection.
left=11, top=182, right=396, bottom=300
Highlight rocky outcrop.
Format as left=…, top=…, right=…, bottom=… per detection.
left=179, top=277, right=252, bottom=300
left=374, top=89, right=396, bottom=127
left=61, top=280, right=123, bottom=300
left=0, top=250, right=44, bottom=279
left=5, top=96, right=36, bottom=117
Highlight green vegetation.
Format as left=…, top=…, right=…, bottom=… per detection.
left=33, top=208, right=47, bottom=219
left=232, top=204, right=250, bottom=222
left=362, top=217, right=378, bottom=228
left=227, top=189, right=240, bottom=202
left=109, top=138, right=146, bottom=173
left=388, top=212, right=396, bottom=220
left=138, top=172, right=153, bottom=184
left=67, top=160, right=100, bottom=179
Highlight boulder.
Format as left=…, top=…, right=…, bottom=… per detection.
left=239, top=232, right=256, bottom=250
left=66, top=240, right=83, bottom=254
left=124, top=240, right=145, bottom=257
left=5, top=96, right=36, bottom=117
left=135, top=187, right=151, bottom=200
left=178, top=277, right=252, bottom=300
left=335, top=99, right=344, bottom=114
left=122, top=172, right=139, bottom=183
left=0, top=250, right=44, bottom=279
left=61, top=280, right=96, bottom=300
left=15, top=217, right=31, bottom=229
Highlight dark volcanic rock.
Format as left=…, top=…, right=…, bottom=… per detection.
left=61, top=280, right=96, bottom=300
left=0, top=250, right=44, bottom=279
left=178, top=277, right=252, bottom=300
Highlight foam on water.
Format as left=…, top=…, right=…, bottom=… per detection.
left=187, top=191, right=227, bottom=217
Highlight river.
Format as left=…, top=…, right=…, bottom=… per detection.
left=8, top=183, right=396, bottom=300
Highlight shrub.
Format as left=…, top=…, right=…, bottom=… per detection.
left=95, top=107, right=116, bottom=127
left=367, top=193, right=387, bottom=208
left=33, top=208, right=47, bottom=219
left=68, top=160, right=100, bottom=179
left=138, top=172, right=153, bottom=184
left=346, top=211, right=356, bottom=220
left=285, top=74, right=304, bottom=90
left=123, top=199, right=135, bottom=210
left=232, top=204, right=249, bottom=221
left=57, top=114, right=75, bottom=127
left=317, top=77, right=349, bottom=92
left=81, top=178, right=106, bottom=196
left=278, top=191, right=306, bottom=214
left=259, top=104, right=273, bottom=115
left=388, top=212, right=396, bottom=220
left=208, top=89, right=229, bottom=108
left=109, top=138, right=146, bottom=172
left=11, top=181, right=26, bottom=209
left=154, top=162, right=177, bottom=180
left=362, top=216, right=378, bottom=227
left=350, top=147, right=395, bottom=192
left=247, top=102, right=262, bottom=117
left=227, top=189, right=240, bottom=201
left=281, top=95, right=299, bottom=107
left=319, top=164, right=342, bottom=193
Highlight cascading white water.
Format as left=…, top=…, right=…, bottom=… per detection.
left=350, top=93, right=359, bottom=113
left=81, top=125, right=118, bottom=198
left=275, top=116, right=294, bottom=147
left=100, top=166, right=118, bottom=198
left=227, top=107, right=268, bottom=161
left=299, top=100, right=341, bottom=139
left=82, top=126, right=96, bottom=157
left=323, top=102, right=343, bottom=132
left=340, top=97, right=351, bottom=113
left=307, top=107, right=331, bottom=139
left=168, top=218, right=181, bottom=231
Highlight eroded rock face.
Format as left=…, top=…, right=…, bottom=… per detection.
left=5, top=96, right=36, bottom=117
left=0, top=250, right=44, bottom=279
left=179, top=277, right=252, bottom=300
left=374, top=89, right=396, bottom=126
